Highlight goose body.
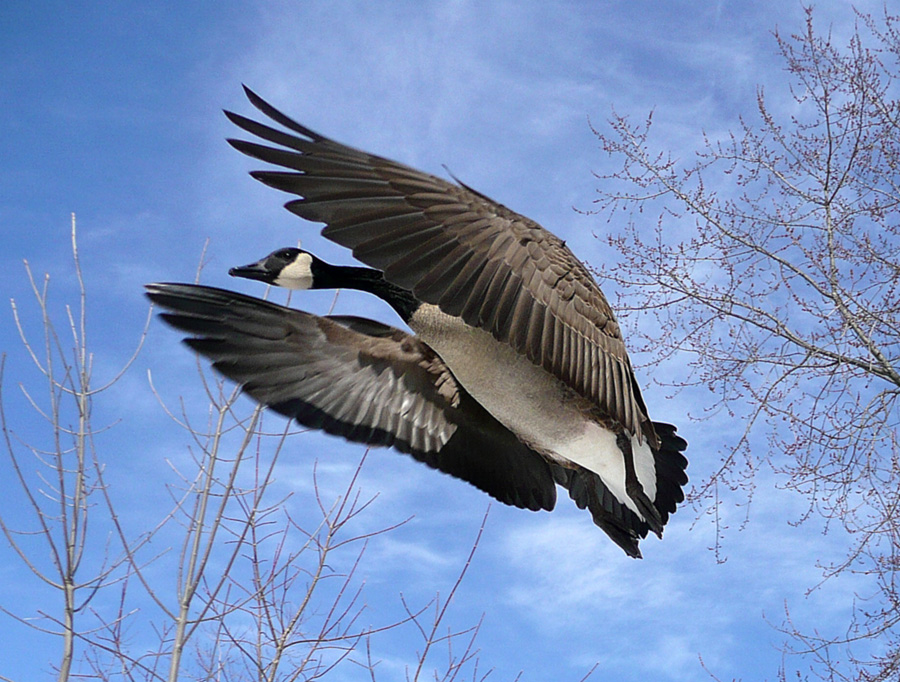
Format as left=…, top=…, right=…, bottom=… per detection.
left=148, top=87, right=688, bottom=556
left=408, top=303, right=659, bottom=518
left=232, top=249, right=660, bottom=519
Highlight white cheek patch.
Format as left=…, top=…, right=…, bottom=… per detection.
left=275, top=253, right=314, bottom=290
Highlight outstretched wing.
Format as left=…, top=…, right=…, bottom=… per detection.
left=225, top=87, right=658, bottom=447
left=145, top=283, right=557, bottom=511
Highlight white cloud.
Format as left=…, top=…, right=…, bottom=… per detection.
left=2, top=2, right=886, bottom=680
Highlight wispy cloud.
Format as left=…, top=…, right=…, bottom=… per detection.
left=0, top=2, right=881, bottom=680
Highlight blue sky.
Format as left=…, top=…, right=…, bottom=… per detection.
left=0, top=1, right=886, bottom=680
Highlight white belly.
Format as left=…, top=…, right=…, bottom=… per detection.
left=409, top=304, right=657, bottom=517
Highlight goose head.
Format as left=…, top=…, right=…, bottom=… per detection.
left=230, top=247, right=421, bottom=322
left=229, top=247, right=317, bottom=290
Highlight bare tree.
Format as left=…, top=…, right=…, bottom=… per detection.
left=1, top=218, right=573, bottom=682
left=0, top=214, right=149, bottom=681
left=591, top=6, right=900, bottom=680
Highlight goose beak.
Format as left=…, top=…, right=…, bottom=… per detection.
left=229, top=259, right=273, bottom=283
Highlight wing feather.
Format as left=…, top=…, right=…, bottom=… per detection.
left=146, top=283, right=558, bottom=511
left=225, top=89, right=658, bottom=444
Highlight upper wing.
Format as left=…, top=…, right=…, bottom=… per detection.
left=144, top=283, right=557, bottom=511
left=224, top=87, right=658, bottom=447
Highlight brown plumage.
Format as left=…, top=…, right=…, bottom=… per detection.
left=147, top=87, right=689, bottom=556
left=145, top=283, right=687, bottom=556
left=225, top=87, right=659, bottom=449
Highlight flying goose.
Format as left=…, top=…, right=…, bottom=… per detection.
left=145, top=280, right=686, bottom=557
left=147, top=87, right=687, bottom=555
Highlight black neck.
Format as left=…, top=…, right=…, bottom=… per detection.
left=314, top=263, right=420, bottom=322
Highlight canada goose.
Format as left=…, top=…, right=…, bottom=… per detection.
left=145, top=281, right=687, bottom=557
left=148, top=86, right=688, bottom=556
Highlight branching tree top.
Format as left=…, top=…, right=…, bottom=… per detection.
left=593, top=6, right=900, bottom=680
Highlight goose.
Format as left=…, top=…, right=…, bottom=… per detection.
left=145, top=280, right=687, bottom=557
left=147, top=86, right=688, bottom=556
